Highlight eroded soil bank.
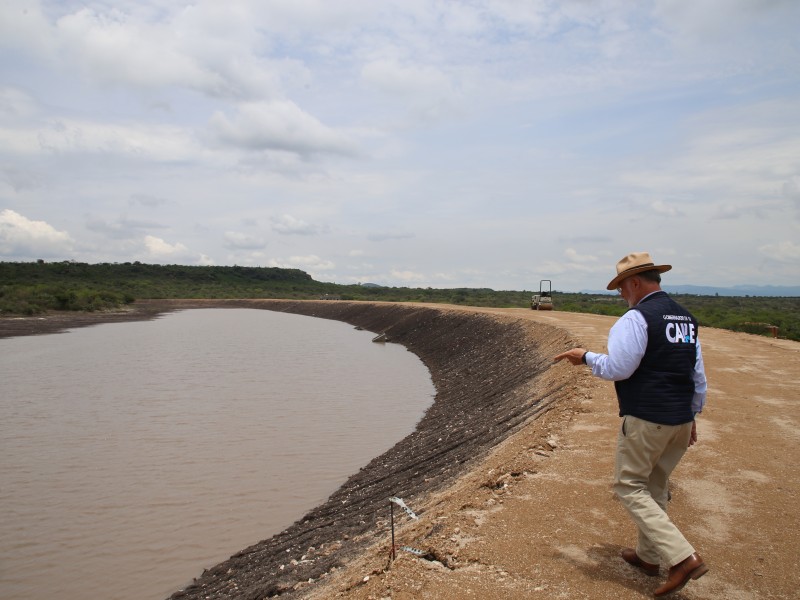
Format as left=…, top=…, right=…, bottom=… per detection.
left=0, top=299, right=581, bottom=598
left=169, top=300, right=579, bottom=599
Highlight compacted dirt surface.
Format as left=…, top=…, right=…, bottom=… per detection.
left=3, top=299, right=798, bottom=599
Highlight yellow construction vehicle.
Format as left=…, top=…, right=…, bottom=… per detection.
left=531, top=279, right=553, bottom=310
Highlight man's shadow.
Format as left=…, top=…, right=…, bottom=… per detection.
left=558, top=542, right=693, bottom=599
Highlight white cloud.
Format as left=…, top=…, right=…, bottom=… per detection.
left=0, top=165, right=47, bottom=192
left=0, top=1, right=307, bottom=104
left=143, top=234, right=188, bottom=258
left=361, top=59, right=461, bottom=122
left=783, top=177, right=800, bottom=204
left=710, top=204, right=743, bottom=220
left=209, top=101, right=356, bottom=157
left=654, top=0, right=797, bottom=42
left=619, top=99, right=800, bottom=221
left=223, top=231, right=267, bottom=250
left=129, top=193, right=169, bottom=208
left=0, top=87, right=39, bottom=122
left=759, top=240, right=800, bottom=264
left=367, top=232, right=415, bottom=242
left=270, top=214, right=326, bottom=236
left=0, top=209, right=74, bottom=258
left=0, top=1, right=797, bottom=290
left=650, top=200, right=684, bottom=218
left=564, top=248, right=599, bottom=263
left=87, top=216, right=167, bottom=239
left=1, top=117, right=199, bottom=161
left=390, top=269, right=426, bottom=283
left=55, top=8, right=222, bottom=91
left=269, top=254, right=335, bottom=271
left=0, top=1, right=54, bottom=58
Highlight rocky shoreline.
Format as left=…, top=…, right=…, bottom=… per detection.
left=0, top=299, right=578, bottom=598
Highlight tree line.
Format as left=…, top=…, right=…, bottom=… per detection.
left=2, top=261, right=797, bottom=341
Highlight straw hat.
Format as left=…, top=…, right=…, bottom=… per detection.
left=606, top=252, right=672, bottom=290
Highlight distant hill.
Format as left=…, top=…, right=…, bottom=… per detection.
left=668, top=284, right=800, bottom=297
left=582, top=284, right=800, bottom=297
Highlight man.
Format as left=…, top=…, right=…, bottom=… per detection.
left=554, top=252, right=709, bottom=597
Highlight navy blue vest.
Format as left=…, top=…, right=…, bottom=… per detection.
left=615, top=291, right=698, bottom=425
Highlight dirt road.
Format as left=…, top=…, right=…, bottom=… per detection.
left=307, top=308, right=800, bottom=600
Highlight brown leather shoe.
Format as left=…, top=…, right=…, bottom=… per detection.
left=621, top=548, right=660, bottom=576
left=654, top=553, right=709, bottom=597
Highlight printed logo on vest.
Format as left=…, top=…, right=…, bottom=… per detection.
left=665, top=321, right=695, bottom=344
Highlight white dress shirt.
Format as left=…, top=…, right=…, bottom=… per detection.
left=584, top=293, right=707, bottom=414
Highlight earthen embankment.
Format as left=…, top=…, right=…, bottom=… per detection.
left=6, top=300, right=798, bottom=599
left=0, top=298, right=583, bottom=598
left=158, top=299, right=578, bottom=598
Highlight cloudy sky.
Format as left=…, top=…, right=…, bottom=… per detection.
left=1, top=0, right=798, bottom=291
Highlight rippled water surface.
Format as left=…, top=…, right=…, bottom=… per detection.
left=0, top=309, right=434, bottom=600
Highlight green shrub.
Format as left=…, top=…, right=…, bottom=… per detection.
left=1, top=262, right=798, bottom=341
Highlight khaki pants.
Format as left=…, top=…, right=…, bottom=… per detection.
left=613, top=415, right=695, bottom=567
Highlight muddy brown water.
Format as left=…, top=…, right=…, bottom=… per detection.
left=0, top=308, right=434, bottom=600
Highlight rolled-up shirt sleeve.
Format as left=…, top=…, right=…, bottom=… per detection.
left=584, top=310, right=647, bottom=381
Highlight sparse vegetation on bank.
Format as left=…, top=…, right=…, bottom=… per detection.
left=1, top=261, right=798, bottom=341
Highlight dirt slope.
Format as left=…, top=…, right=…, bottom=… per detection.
left=305, top=307, right=800, bottom=600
